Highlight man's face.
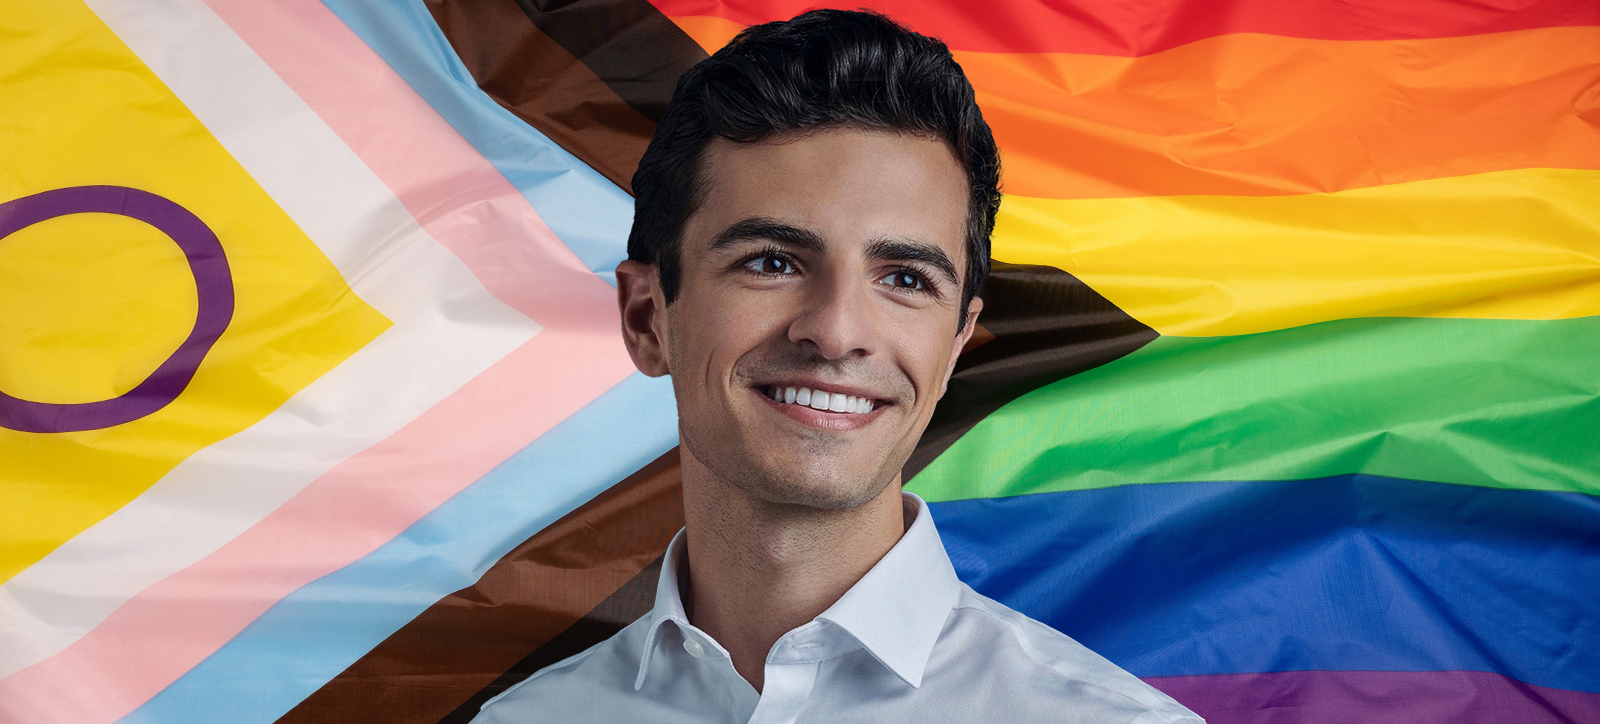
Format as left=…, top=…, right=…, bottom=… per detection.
left=660, top=129, right=980, bottom=510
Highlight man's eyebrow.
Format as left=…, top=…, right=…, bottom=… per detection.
left=865, top=238, right=961, bottom=289
left=708, top=217, right=825, bottom=252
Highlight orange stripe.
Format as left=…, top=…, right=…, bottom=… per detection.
left=671, top=13, right=742, bottom=54
left=964, top=26, right=1600, bottom=199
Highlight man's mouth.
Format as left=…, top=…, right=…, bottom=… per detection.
left=761, top=385, right=877, bottom=414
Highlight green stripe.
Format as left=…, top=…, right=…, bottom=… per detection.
left=907, top=316, right=1600, bottom=502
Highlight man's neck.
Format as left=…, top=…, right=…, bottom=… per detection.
left=677, top=452, right=908, bottom=693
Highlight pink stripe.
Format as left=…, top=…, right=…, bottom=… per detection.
left=0, top=1, right=634, bottom=722
left=1147, top=669, right=1600, bottom=723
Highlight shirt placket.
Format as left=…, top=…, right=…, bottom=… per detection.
left=676, top=626, right=761, bottom=723
left=744, top=621, right=838, bottom=724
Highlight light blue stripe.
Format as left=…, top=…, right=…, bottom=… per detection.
left=317, top=0, right=636, bottom=285
left=118, top=373, right=677, bottom=724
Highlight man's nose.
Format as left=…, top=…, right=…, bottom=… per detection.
left=787, top=268, right=878, bottom=360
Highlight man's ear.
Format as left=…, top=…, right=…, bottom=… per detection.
left=616, top=259, right=671, bottom=377
left=938, top=296, right=984, bottom=398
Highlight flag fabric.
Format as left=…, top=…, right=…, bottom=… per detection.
left=0, top=1, right=1595, bottom=723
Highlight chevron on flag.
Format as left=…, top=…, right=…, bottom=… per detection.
left=1, top=0, right=1596, bottom=723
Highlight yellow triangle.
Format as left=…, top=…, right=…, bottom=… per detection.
left=0, top=0, right=391, bottom=583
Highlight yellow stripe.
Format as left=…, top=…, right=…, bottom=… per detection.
left=995, top=168, right=1600, bottom=336
left=0, top=0, right=389, bottom=583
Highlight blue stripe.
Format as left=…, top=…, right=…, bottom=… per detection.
left=928, top=474, right=1600, bottom=694
left=316, top=0, right=635, bottom=285
left=118, top=373, right=678, bottom=724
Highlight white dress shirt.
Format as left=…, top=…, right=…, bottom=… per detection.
left=474, top=492, right=1203, bottom=724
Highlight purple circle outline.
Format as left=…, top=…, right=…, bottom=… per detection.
left=0, top=186, right=234, bottom=433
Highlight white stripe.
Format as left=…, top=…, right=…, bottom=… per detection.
left=0, top=0, right=540, bottom=678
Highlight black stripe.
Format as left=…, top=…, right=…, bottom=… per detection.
left=905, top=261, right=1158, bottom=478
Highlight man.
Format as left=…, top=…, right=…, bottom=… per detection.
left=476, top=10, right=1202, bottom=723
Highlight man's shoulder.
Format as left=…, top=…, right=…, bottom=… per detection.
left=936, top=584, right=1205, bottom=724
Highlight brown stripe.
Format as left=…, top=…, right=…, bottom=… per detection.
left=904, top=261, right=1159, bottom=478
left=507, top=0, right=708, bottom=124
left=276, top=449, right=683, bottom=724
left=438, top=555, right=664, bottom=723
left=424, top=0, right=659, bottom=192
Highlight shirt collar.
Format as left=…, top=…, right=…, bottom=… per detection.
left=636, top=491, right=961, bottom=690
left=814, top=491, right=960, bottom=688
left=635, top=528, right=693, bottom=691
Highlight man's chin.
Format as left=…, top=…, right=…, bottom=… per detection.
left=681, top=419, right=905, bottom=511
left=727, top=466, right=893, bottom=512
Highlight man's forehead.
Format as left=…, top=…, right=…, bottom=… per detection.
left=689, top=129, right=968, bottom=256
left=699, top=128, right=961, bottom=186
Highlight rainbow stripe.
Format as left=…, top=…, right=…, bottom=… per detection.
left=656, top=1, right=1600, bottom=721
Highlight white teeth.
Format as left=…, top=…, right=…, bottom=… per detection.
left=768, top=386, right=876, bottom=414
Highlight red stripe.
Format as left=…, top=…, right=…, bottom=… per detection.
left=646, top=0, right=1600, bottom=55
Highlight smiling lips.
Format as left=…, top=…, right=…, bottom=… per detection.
left=764, top=385, right=876, bottom=414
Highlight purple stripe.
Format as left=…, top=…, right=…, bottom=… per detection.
left=1147, top=670, right=1600, bottom=724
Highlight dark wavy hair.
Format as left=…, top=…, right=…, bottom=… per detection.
left=627, top=9, right=1001, bottom=321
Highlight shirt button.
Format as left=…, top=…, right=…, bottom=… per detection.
left=682, top=637, right=708, bottom=659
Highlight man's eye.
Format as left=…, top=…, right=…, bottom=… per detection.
left=883, top=271, right=926, bottom=291
left=746, top=255, right=796, bottom=275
